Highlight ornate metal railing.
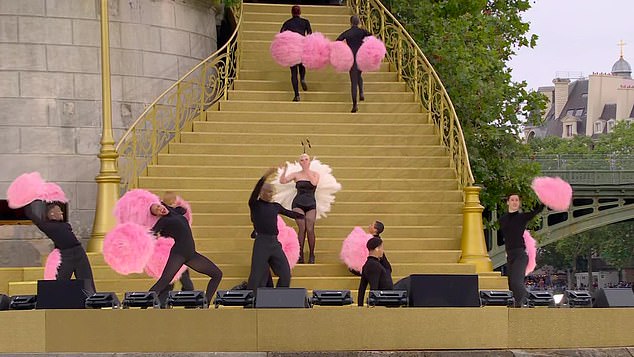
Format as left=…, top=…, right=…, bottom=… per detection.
left=115, top=3, right=243, bottom=193
left=347, top=0, right=474, bottom=188
left=531, top=154, right=634, bottom=171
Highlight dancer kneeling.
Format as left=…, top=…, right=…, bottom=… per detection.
left=357, top=236, right=393, bottom=306
left=148, top=202, right=222, bottom=305
left=247, top=168, right=305, bottom=290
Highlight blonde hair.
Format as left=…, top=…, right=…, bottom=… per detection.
left=162, top=191, right=177, bottom=206
left=299, top=153, right=310, bottom=160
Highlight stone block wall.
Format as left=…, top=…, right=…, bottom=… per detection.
left=0, top=0, right=219, bottom=266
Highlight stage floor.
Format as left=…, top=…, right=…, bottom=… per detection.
left=1, top=307, right=634, bottom=353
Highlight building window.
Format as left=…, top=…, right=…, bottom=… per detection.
left=565, top=124, right=574, bottom=137
left=566, top=109, right=575, bottom=116
left=595, top=121, right=603, bottom=133
left=607, top=120, right=616, bottom=132
left=575, top=109, right=584, bottom=116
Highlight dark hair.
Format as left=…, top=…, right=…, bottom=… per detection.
left=506, top=193, right=521, bottom=201
left=46, top=203, right=60, bottom=214
left=350, top=15, right=360, bottom=26
left=366, top=237, right=383, bottom=251
left=291, top=5, right=301, bottom=16
left=373, top=220, right=384, bottom=235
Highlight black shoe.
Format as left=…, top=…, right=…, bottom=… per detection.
left=351, top=106, right=358, bottom=113
left=308, top=255, right=315, bottom=264
left=298, top=255, right=305, bottom=264
left=301, top=80, right=308, bottom=91
left=359, top=95, right=365, bottom=101
left=293, top=95, right=300, bottom=102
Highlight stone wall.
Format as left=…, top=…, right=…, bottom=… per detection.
left=0, top=0, right=219, bottom=266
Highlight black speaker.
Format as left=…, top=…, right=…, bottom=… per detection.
left=400, top=274, right=480, bottom=307
left=0, top=294, right=9, bottom=311
left=85, top=292, right=120, bottom=309
left=480, top=290, right=514, bottom=307
left=593, top=288, right=634, bottom=308
left=563, top=290, right=592, bottom=308
left=255, top=288, right=309, bottom=308
left=311, top=290, right=353, bottom=306
left=214, top=290, right=254, bottom=308
left=36, top=279, right=92, bottom=309
left=166, top=290, right=207, bottom=308
left=527, top=291, right=555, bottom=307
left=10, top=295, right=37, bottom=310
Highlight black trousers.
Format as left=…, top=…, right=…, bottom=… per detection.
left=247, top=234, right=291, bottom=291
left=506, top=248, right=528, bottom=307
left=290, top=64, right=306, bottom=96
left=349, top=62, right=364, bottom=106
left=57, top=245, right=96, bottom=294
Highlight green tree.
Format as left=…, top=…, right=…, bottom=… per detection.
left=382, top=0, right=546, bottom=212
left=599, top=221, right=634, bottom=273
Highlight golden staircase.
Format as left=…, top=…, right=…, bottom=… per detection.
left=4, top=2, right=506, bottom=299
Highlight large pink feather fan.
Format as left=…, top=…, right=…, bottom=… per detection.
left=524, top=230, right=537, bottom=276
left=173, top=195, right=193, bottom=225
left=44, top=249, right=62, bottom=280
left=38, top=182, right=68, bottom=203
left=114, top=189, right=161, bottom=227
left=270, top=31, right=305, bottom=67
left=531, top=176, right=573, bottom=211
left=6, top=172, right=46, bottom=208
left=301, top=32, right=331, bottom=70
left=329, top=40, right=354, bottom=72
left=144, top=237, right=186, bottom=282
left=356, top=36, right=386, bottom=72
left=340, top=226, right=372, bottom=273
left=276, top=216, right=300, bottom=269
left=103, top=222, right=155, bottom=275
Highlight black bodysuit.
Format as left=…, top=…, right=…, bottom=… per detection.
left=357, top=254, right=393, bottom=306
left=291, top=180, right=317, bottom=212
left=152, top=205, right=195, bottom=258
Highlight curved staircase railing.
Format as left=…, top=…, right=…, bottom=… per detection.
left=115, top=3, right=243, bottom=193
left=348, top=0, right=474, bottom=188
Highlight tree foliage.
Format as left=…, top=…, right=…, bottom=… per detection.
left=382, top=0, right=546, bottom=212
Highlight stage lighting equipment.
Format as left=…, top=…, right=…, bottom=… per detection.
left=527, top=291, right=555, bottom=307
left=166, top=290, right=207, bottom=309
left=85, top=292, right=120, bottom=309
left=562, top=290, right=592, bottom=308
left=9, top=295, right=37, bottom=310
left=311, top=290, right=353, bottom=306
left=479, top=290, right=515, bottom=307
left=367, top=290, right=408, bottom=307
left=122, top=291, right=160, bottom=309
left=214, top=290, right=254, bottom=308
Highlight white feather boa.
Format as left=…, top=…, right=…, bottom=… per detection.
left=271, top=158, right=342, bottom=219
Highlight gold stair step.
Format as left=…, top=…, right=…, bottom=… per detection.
left=243, top=3, right=351, bottom=15
left=239, top=55, right=391, bottom=71
left=241, top=30, right=343, bottom=42
left=228, top=90, right=410, bottom=102
left=205, top=111, right=427, bottom=124
left=242, top=12, right=351, bottom=24
left=168, top=143, right=444, bottom=156
left=243, top=21, right=349, bottom=33
left=238, top=68, right=398, bottom=82
left=233, top=79, right=407, bottom=92
left=217, top=100, right=419, bottom=113
left=192, top=121, right=431, bottom=135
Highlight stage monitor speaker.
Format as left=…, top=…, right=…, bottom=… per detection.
left=480, top=290, right=514, bottom=307
left=36, top=279, right=91, bottom=309
left=311, top=290, right=353, bottom=306
left=255, top=288, right=309, bottom=308
left=10, top=295, right=37, bottom=310
left=527, top=291, right=555, bottom=307
left=563, top=290, right=592, bottom=308
left=401, top=274, right=480, bottom=307
left=85, top=292, right=120, bottom=309
left=0, top=294, right=9, bottom=311
left=593, top=288, right=634, bottom=308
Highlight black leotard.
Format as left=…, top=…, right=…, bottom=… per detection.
left=291, top=180, right=317, bottom=212
left=151, top=204, right=195, bottom=258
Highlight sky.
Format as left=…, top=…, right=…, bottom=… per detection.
left=508, top=0, right=634, bottom=91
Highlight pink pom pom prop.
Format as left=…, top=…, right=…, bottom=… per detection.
left=6, top=172, right=46, bottom=208
left=114, top=189, right=162, bottom=227
left=270, top=31, right=305, bottom=67
left=103, top=222, right=155, bottom=275
left=276, top=216, right=300, bottom=269
left=44, top=249, right=62, bottom=280
left=356, top=36, right=386, bottom=72
left=340, top=227, right=372, bottom=273
left=524, top=230, right=537, bottom=276
left=531, top=176, right=573, bottom=211
left=38, top=182, right=68, bottom=203
left=144, top=237, right=187, bottom=282
left=329, top=41, right=354, bottom=72
left=173, top=195, right=193, bottom=225
left=301, top=32, right=331, bottom=70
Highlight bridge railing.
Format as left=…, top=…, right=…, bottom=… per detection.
left=530, top=154, right=634, bottom=171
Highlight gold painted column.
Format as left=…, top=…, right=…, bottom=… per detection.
left=458, top=186, right=493, bottom=272
left=88, top=0, right=120, bottom=252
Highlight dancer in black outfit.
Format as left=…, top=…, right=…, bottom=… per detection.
left=357, top=236, right=393, bottom=306
left=279, top=154, right=320, bottom=263
left=162, top=192, right=195, bottom=292
left=498, top=194, right=544, bottom=307
left=24, top=201, right=96, bottom=293
left=281, top=5, right=312, bottom=102
left=149, top=203, right=222, bottom=305
left=247, top=168, right=305, bottom=291
left=337, top=15, right=371, bottom=113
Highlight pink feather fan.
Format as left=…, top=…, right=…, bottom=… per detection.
left=340, top=226, right=372, bottom=273
left=276, top=216, right=300, bottom=269
left=173, top=195, right=193, bottom=225
left=302, top=32, right=331, bottom=69
left=114, top=189, right=162, bottom=227
left=144, top=236, right=187, bottom=282
left=531, top=176, right=573, bottom=211
left=39, top=182, right=68, bottom=203
left=6, top=172, right=46, bottom=208
left=356, top=36, right=386, bottom=72
left=329, top=40, right=354, bottom=72
left=44, top=248, right=62, bottom=280
left=524, top=230, right=537, bottom=276
left=103, top=222, right=155, bottom=275
left=270, top=31, right=305, bottom=67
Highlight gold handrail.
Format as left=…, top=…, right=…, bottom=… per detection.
left=115, top=2, right=243, bottom=193
left=348, top=0, right=474, bottom=188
